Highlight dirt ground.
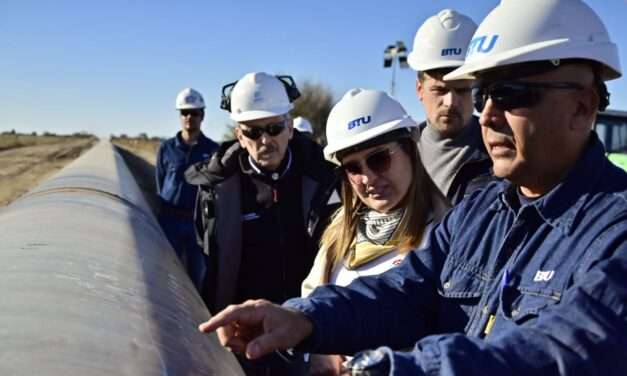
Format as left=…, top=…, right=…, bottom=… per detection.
left=0, top=135, right=161, bottom=209
left=0, top=137, right=96, bottom=206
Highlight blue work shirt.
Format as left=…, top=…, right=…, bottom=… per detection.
left=286, top=134, right=627, bottom=375
left=156, top=131, right=218, bottom=211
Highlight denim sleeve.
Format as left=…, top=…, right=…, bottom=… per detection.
left=285, top=205, right=455, bottom=355
left=385, top=229, right=627, bottom=375
left=155, top=144, right=165, bottom=195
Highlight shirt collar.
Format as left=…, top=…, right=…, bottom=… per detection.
left=175, top=131, right=207, bottom=149
left=245, top=147, right=293, bottom=181
left=493, top=134, right=605, bottom=234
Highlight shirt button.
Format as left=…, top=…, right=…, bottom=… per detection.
left=482, top=306, right=489, bottom=315
left=443, top=281, right=452, bottom=289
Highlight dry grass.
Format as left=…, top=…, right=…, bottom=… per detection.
left=110, top=137, right=161, bottom=156
left=0, top=134, right=81, bottom=151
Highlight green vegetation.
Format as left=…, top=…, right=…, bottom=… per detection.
left=595, top=110, right=627, bottom=171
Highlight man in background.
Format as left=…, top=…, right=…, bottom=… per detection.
left=293, top=116, right=314, bottom=137
left=156, top=88, right=218, bottom=292
left=186, top=72, right=338, bottom=375
left=408, top=9, right=493, bottom=204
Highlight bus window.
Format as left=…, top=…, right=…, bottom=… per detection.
left=596, top=115, right=627, bottom=153
left=611, top=118, right=627, bottom=152
left=596, top=122, right=609, bottom=148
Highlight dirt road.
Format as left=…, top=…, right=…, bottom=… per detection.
left=0, top=139, right=95, bottom=206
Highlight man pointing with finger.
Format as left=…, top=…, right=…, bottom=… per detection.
left=199, top=1, right=627, bottom=375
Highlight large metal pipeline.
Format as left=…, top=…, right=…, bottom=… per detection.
left=0, top=141, right=243, bottom=375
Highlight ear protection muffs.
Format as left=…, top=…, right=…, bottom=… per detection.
left=219, top=75, right=301, bottom=113
left=220, top=81, right=238, bottom=112
left=276, top=75, right=302, bottom=102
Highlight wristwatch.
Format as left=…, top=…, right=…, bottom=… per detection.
left=343, top=348, right=391, bottom=376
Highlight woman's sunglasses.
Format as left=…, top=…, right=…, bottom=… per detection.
left=341, top=144, right=401, bottom=181
left=472, top=81, right=584, bottom=113
left=240, top=121, right=286, bottom=140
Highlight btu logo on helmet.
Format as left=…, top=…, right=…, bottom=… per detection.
left=348, top=116, right=372, bottom=130
left=466, top=35, right=499, bottom=57
left=441, top=48, right=462, bottom=56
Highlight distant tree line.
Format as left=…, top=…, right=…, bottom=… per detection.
left=291, top=80, right=335, bottom=146
left=0, top=130, right=95, bottom=138
left=110, top=133, right=163, bottom=142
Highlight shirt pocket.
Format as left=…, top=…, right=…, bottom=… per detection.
left=437, top=258, right=488, bottom=331
left=499, top=283, right=562, bottom=324
left=164, top=161, right=188, bottom=187
left=166, top=162, right=184, bottom=176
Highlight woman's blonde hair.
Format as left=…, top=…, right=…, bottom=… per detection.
left=320, top=137, right=445, bottom=282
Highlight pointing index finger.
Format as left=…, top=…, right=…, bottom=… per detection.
left=198, top=301, right=267, bottom=333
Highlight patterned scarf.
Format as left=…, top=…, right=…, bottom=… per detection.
left=346, top=208, right=405, bottom=269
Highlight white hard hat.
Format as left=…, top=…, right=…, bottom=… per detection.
left=293, top=117, right=313, bottom=134
left=408, top=9, right=477, bottom=72
left=324, top=89, right=417, bottom=165
left=445, top=0, right=622, bottom=81
left=228, top=72, right=294, bottom=122
left=175, top=88, right=205, bottom=110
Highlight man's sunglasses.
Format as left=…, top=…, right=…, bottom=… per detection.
left=341, top=144, right=401, bottom=180
left=180, top=110, right=203, bottom=118
left=240, top=121, right=287, bottom=140
left=472, top=81, right=584, bottom=113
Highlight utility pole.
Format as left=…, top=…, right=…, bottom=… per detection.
left=383, top=41, right=409, bottom=97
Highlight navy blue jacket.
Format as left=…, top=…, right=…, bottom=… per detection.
left=156, top=131, right=218, bottom=212
left=286, top=134, right=627, bottom=375
left=185, top=133, right=340, bottom=312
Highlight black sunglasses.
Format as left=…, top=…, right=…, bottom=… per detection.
left=240, top=121, right=287, bottom=140
left=180, top=109, right=203, bottom=118
left=341, top=145, right=400, bottom=179
left=472, top=81, right=584, bottom=113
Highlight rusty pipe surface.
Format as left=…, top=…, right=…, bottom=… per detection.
left=0, top=141, right=243, bottom=375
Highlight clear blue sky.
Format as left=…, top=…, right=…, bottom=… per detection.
left=1, top=1, right=626, bottom=141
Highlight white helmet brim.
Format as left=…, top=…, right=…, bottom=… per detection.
left=230, top=104, right=293, bottom=122
left=324, top=116, right=416, bottom=165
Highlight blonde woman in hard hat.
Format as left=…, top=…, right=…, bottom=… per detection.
left=300, top=89, right=449, bottom=375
